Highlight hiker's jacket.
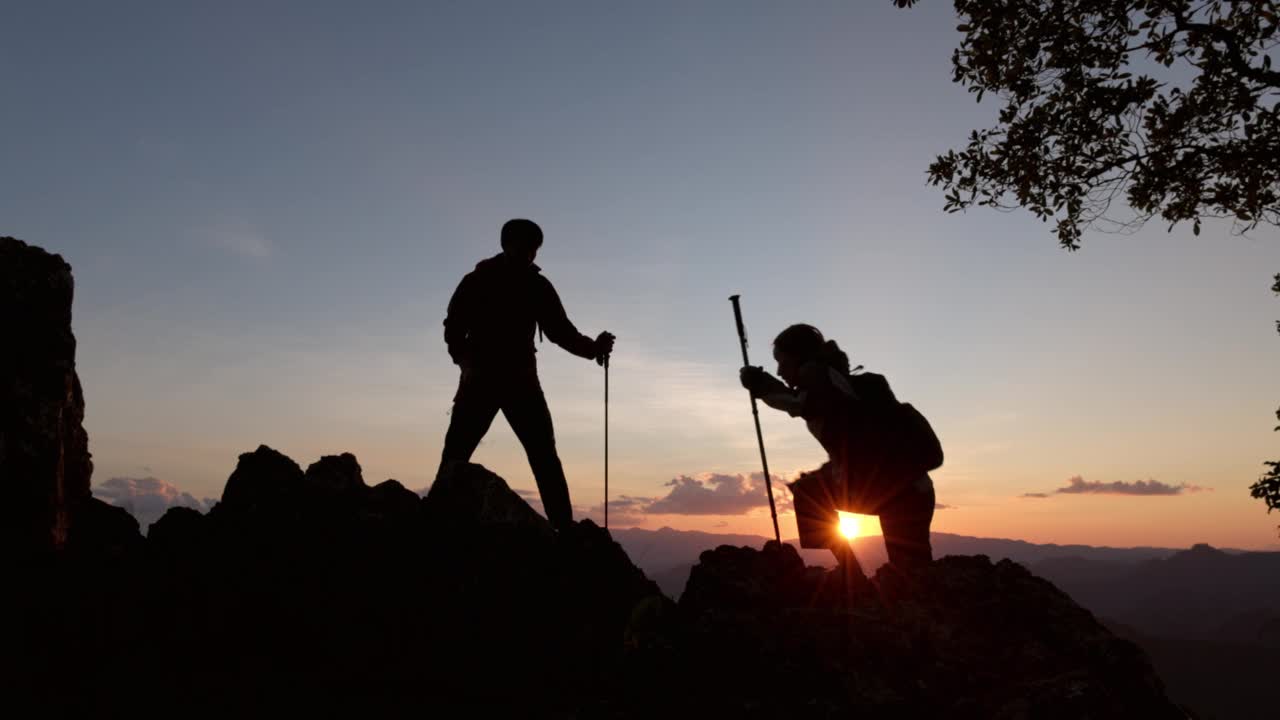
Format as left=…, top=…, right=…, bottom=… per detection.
left=760, top=363, right=910, bottom=498
left=444, top=254, right=597, bottom=371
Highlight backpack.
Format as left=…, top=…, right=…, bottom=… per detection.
left=894, top=402, right=944, bottom=473
left=845, top=371, right=944, bottom=477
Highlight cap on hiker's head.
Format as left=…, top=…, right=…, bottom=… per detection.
left=501, top=219, right=543, bottom=251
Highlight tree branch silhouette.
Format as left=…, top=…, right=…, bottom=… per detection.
left=899, top=0, right=1280, bottom=530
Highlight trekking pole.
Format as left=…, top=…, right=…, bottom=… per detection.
left=604, top=356, right=609, bottom=529
left=729, top=295, right=781, bottom=545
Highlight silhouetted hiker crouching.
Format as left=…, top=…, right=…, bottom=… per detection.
left=740, top=324, right=942, bottom=582
left=437, top=219, right=614, bottom=531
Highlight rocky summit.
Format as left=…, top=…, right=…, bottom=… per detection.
left=677, top=543, right=1184, bottom=718
left=6, top=449, right=1187, bottom=718
left=3, top=237, right=1187, bottom=718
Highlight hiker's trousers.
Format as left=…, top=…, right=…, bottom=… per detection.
left=790, top=464, right=935, bottom=570
left=436, top=368, right=573, bottom=529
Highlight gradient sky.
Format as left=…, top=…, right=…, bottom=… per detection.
left=4, top=1, right=1278, bottom=549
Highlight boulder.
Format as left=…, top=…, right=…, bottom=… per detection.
left=215, top=444, right=304, bottom=516
left=679, top=540, right=816, bottom=613
left=303, top=453, right=365, bottom=495
left=423, top=462, right=552, bottom=533
left=148, top=505, right=209, bottom=552
left=361, top=479, right=421, bottom=524
left=67, top=497, right=142, bottom=557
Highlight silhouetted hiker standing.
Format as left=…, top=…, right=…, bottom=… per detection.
left=740, top=324, right=941, bottom=582
left=438, top=219, right=615, bottom=531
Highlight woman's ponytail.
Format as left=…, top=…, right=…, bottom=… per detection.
left=821, top=339, right=851, bottom=375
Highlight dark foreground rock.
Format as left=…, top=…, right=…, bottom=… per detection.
left=6, top=450, right=1185, bottom=718
left=8, top=452, right=669, bottom=716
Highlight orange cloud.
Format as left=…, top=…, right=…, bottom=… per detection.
left=645, top=473, right=791, bottom=516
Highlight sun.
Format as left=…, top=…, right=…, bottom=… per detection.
left=837, top=511, right=861, bottom=540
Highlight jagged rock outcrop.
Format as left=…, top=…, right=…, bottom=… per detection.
left=360, top=479, right=420, bottom=525
left=146, top=505, right=208, bottom=553
left=0, top=237, right=94, bottom=555
left=66, top=497, right=143, bottom=557
left=215, top=444, right=305, bottom=515
left=680, top=540, right=826, bottom=611
left=424, top=462, right=554, bottom=532
left=8, top=444, right=1188, bottom=718
left=303, top=452, right=365, bottom=495
left=675, top=544, right=1186, bottom=719
left=35, top=451, right=669, bottom=713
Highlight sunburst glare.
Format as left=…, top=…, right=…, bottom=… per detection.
left=837, top=511, right=860, bottom=540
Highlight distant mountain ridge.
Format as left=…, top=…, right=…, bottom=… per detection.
left=1035, top=543, right=1280, bottom=643
left=608, top=526, right=1231, bottom=597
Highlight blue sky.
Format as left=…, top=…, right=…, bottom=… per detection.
left=4, top=1, right=1278, bottom=547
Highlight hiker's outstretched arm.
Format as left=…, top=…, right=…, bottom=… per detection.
left=538, top=278, right=598, bottom=359
left=443, top=273, right=475, bottom=366
left=760, top=389, right=805, bottom=417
